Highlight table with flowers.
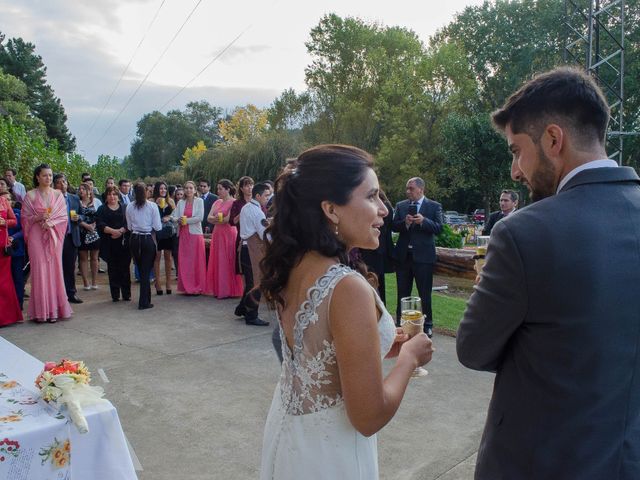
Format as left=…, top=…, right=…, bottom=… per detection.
left=0, top=336, right=137, bottom=480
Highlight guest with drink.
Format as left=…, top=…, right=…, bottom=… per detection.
left=0, top=191, right=23, bottom=326
left=77, top=183, right=101, bottom=290
left=22, top=164, right=73, bottom=322
left=205, top=179, right=243, bottom=298
left=153, top=181, right=175, bottom=295
left=172, top=181, right=206, bottom=295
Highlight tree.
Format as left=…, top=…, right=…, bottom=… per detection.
left=436, top=113, right=515, bottom=215
left=0, top=32, right=76, bottom=152
left=218, top=104, right=268, bottom=143
left=128, top=101, right=224, bottom=177
left=0, top=67, right=46, bottom=136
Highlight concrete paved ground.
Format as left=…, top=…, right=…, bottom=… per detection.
left=1, top=273, right=493, bottom=479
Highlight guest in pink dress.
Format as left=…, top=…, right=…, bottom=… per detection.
left=21, top=164, right=73, bottom=323
left=0, top=194, right=23, bottom=326
left=205, top=179, right=243, bottom=298
left=172, top=181, right=206, bottom=294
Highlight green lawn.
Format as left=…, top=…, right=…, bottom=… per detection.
left=384, top=273, right=468, bottom=335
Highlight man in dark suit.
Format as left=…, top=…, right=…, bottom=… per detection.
left=392, top=177, right=443, bottom=336
left=53, top=173, right=83, bottom=304
left=457, top=67, right=640, bottom=479
left=198, top=179, right=218, bottom=232
left=118, top=179, right=132, bottom=205
left=482, top=189, right=518, bottom=236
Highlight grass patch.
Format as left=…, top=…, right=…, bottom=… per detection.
left=384, top=273, right=468, bottom=335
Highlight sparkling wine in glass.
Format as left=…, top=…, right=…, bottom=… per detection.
left=400, top=296, right=429, bottom=378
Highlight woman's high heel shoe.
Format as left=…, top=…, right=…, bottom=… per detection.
left=156, top=289, right=163, bottom=295
left=166, top=289, right=172, bottom=295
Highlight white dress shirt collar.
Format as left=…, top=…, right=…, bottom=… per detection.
left=557, top=159, right=618, bottom=193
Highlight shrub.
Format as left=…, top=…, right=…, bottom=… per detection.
left=436, top=224, right=464, bottom=248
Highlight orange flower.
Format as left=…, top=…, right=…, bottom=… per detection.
left=0, top=381, right=17, bottom=389
left=63, top=440, right=70, bottom=452
left=53, top=452, right=69, bottom=468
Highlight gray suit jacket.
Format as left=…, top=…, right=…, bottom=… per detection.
left=457, top=166, right=640, bottom=479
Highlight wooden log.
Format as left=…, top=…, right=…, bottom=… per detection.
left=435, top=247, right=476, bottom=280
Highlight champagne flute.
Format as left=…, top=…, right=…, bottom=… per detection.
left=400, top=296, right=429, bottom=378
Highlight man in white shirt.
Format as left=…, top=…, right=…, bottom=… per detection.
left=238, top=183, right=270, bottom=326
left=4, top=168, right=26, bottom=202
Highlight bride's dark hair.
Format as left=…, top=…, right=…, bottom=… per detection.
left=260, top=144, right=374, bottom=309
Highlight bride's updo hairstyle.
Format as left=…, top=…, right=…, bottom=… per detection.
left=260, top=144, right=374, bottom=309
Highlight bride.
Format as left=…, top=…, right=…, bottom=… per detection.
left=260, top=145, right=434, bottom=479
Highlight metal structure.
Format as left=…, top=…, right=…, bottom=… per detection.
left=564, top=0, right=626, bottom=164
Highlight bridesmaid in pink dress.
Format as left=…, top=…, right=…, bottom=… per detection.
left=0, top=194, right=23, bottom=326
left=204, top=179, right=243, bottom=298
left=21, top=164, right=73, bottom=322
left=173, top=181, right=207, bottom=294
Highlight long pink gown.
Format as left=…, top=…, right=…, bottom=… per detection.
left=21, top=189, right=73, bottom=321
left=177, top=202, right=207, bottom=294
left=0, top=198, right=23, bottom=326
left=204, top=199, right=243, bottom=298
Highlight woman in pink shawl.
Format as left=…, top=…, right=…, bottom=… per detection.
left=21, top=164, right=72, bottom=322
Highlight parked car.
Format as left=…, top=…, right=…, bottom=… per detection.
left=444, top=211, right=469, bottom=225
left=472, top=209, right=485, bottom=223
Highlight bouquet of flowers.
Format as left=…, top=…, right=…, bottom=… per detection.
left=35, top=359, right=105, bottom=434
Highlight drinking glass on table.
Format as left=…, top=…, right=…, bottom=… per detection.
left=400, top=296, right=429, bottom=377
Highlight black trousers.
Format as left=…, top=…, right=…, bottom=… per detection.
left=395, top=252, right=434, bottom=331
left=107, top=246, right=131, bottom=301
left=237, top=244, right=259, bottom=320
left=62, top=234, right=78, bottom=299
left=130, top=234, right=156, bottom=308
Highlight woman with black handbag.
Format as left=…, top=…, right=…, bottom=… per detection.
left=152, top=181, right=175, bottom=295
left=78, top=183, right=101, bottom=290
left=96, top=186, right=131, bottom=302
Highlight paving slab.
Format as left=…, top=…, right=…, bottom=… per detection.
left=1, top=275, right=493, bottom=479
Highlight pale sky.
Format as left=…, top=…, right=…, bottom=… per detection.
left=0, top=0, right=485, bottom=162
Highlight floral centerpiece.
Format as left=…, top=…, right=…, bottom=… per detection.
left=35, top=359, right=105, bottom=434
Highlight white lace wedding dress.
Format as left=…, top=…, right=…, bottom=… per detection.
left=260, top=264, right=396, bottom=480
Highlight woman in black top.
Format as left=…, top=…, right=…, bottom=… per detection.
left=152, top=181, right=175, bottom=295
left=96, top=186, right=131, bottom=302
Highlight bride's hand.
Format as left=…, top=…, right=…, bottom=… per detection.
left=384, top=328, right=409, bottom=359
left=399, top=333, right=434, bottom=368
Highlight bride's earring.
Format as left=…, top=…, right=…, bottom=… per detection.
left=334, top=223, right=339, bottom=236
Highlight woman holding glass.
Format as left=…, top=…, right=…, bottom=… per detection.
left=204, top=179, right=243, bottom=298
left=172, top=181, right=206, bottom=294
left=0, top=191, right=23, bottom=326
left=21, top=164, right=72, bottom=322
left=153, top=181, right=175, bottom=295
left=259, top=145, right=433, bottom=479
left=77, top=183, right=101, bottom=290
left=96, top=186, right=131, bottom=302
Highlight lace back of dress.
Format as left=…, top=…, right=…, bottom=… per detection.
left=279, top=264, right=354, bottom=415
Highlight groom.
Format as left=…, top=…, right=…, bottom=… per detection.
left=457, top=67, right=640, bottom=479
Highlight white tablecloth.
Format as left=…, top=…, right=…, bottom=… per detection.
left=0, top=336, right=137, bottom=480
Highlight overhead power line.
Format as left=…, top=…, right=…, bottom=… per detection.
left=80, top=0, right=166, bottom=143
left=158, top=25, right=252, bottom=111
left=90, top=0, right=205, bottom=151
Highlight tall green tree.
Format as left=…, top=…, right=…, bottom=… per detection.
left=128, top=100, right=223, bottom=177
left=0, top=32, right=76, bottom=152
